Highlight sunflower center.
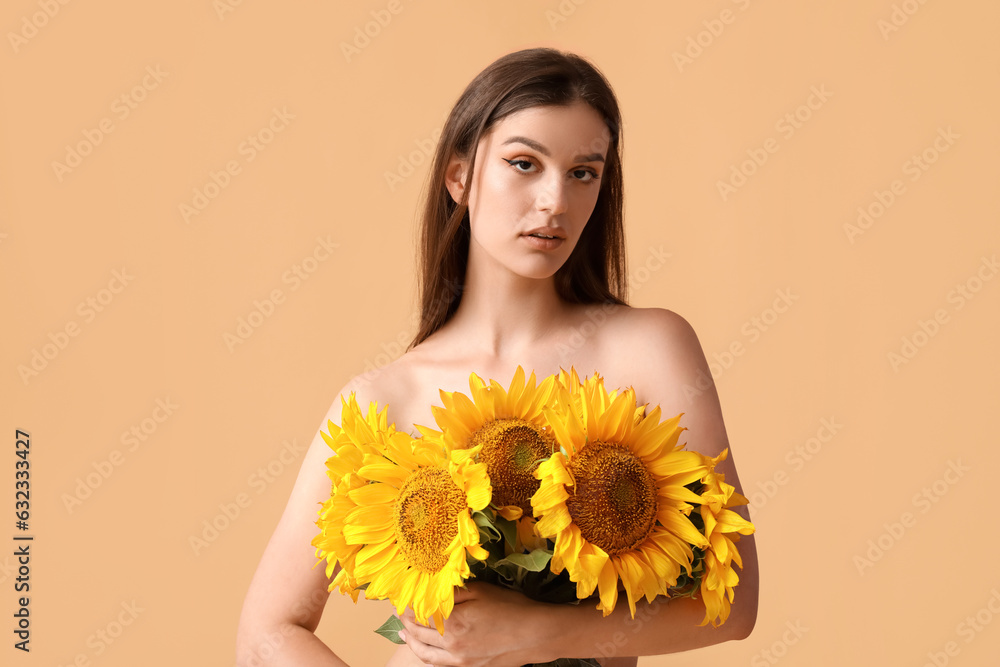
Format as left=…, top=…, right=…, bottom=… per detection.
left=393, top=467, right=467, bottom=573
left=566, top=440, right=658, bottom=556
left=470, top=418, right=553, bottom=516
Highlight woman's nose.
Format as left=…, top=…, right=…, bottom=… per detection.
left=535, top=175, right=569, bottom=215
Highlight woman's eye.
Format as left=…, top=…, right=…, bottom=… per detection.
left=503, top=158, right=535, bottom=173
left=503, top=158, right=599, bottom=183
left=572, top=168, right=600, bottom=182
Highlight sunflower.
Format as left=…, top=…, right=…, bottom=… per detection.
left=694, top=449, right=755, bottom=627
left=417, top=366, right=558, bottom=550
left=312, top=393, right=394, bottom=601
left=552, top=367, right=647, bottom=433
left=342, top=428, right=492, bottom=633
left=532, top=368, right=712, bottom=618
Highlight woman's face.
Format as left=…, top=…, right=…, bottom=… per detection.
left=447, top=101, right=612, bottom=281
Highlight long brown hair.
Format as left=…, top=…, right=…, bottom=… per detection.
left=407, top=47, right=628, bottom=352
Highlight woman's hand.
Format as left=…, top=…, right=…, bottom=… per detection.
left=396, top=581, right=557, bottom=667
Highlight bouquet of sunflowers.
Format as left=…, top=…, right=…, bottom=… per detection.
left=311, top=366, right=754, bottom=665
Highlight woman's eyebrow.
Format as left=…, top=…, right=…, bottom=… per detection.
left=500, top=135, right=605, bottom=163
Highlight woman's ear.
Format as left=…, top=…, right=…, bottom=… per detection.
left=444, top=154, right=469, bottom=205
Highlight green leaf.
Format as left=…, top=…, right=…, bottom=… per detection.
left=494, top=513, right=518, bottom=549
left=472, top=510, right=502, bottom=542
left=494, top=549, right=552, bottom=575
left=506, top=549, right=553, bottom=572
left=374, top=614, right=406, bottom=645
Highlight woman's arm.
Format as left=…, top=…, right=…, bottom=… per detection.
left=627, top=306, right=760, bottom=636
left=539, top=309, right=762, bottom=656
left=236, top=385, right=359, bottom=667
left=535, top=552, right=757, bottom=660
left=400, top=573, right=755, bottom=665
left=558, top=307, right=759, bottom=654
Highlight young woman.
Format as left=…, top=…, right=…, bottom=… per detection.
left=237, top=47, right=758, bottom=667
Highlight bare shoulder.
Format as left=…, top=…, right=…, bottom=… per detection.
left=321, top=343, right=457, bottom=438
left=597, top=305, right=705, bottom=371
left=583, top=305, right=713, bottom=415
left=326, top=355, right=420, bottom=428
left=610, top=304, right=699, bottom=343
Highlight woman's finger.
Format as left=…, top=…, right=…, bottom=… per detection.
left=398, top=614, right=448, bottom=648
left=401, top=629, right=456, bottom=667
left=452, top=584, right=476, bottom=603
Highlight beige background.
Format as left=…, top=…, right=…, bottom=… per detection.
left=3, top=0, right=999, bottom=665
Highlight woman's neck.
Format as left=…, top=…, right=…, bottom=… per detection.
left=440, top=258, right=570, bottom=361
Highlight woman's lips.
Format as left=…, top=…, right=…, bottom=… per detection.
left=521, top=234, right=564, bottom=251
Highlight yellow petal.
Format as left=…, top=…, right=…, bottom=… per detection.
left=497, top=505, right=523, bottom=520
left=596, top=560, right=619, bottom=616
left=348, top=483, right=399, bottom=505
